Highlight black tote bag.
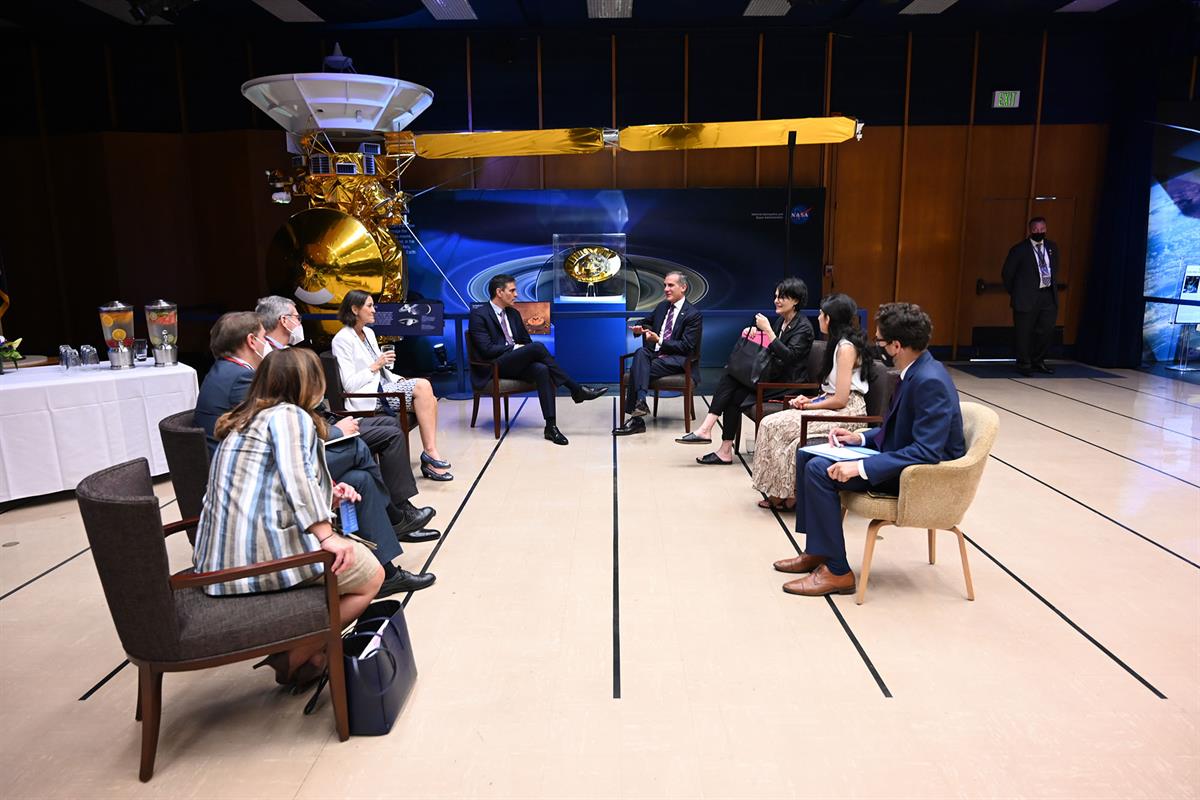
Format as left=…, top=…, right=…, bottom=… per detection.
left=304, top=599, right=418, bottom=736
left=725, top=324, right=774, bottom=388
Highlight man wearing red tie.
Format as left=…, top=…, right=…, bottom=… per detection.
left=1002, top=217, right=1060, bottom=376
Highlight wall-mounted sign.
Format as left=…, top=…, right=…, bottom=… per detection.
left=992, top=90, right=1021, bottom=109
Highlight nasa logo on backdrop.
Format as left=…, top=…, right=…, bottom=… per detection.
left=790, top=204, right=812, bottom=225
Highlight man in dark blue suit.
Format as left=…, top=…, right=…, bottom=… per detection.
left=195, top=312, right=436, bottom=596
left=613, top=271, right=703, bottom=436
left=774, top=303, right=965, bottom=596
left=468, top=274, right=607, bottom=445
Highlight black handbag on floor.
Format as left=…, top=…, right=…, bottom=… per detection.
left=304, top=599, right=418, bottom=736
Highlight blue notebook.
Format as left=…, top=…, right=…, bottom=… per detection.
left=799, top=443, right=880, bottom=462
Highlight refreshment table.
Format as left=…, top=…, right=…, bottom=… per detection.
left=0, top=361, right=199, bottom=502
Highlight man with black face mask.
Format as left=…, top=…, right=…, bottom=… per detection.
left=1002, top=216, right=1059, bottom=376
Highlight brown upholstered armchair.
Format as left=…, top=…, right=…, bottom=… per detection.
left=75, top=458, right=350, bottom=782
left=465, top=332, right=538, bottom=439
left=318, top=350, right=415, bottom=434
left=157, top=409, right=209, bottom=544
left=840, top=402, right=999, bottom=605
left=618, top=318, right=704, bottom=433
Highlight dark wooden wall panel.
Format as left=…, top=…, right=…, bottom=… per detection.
left=1034, top=124, right=1108, bottom=345
left=687, top=149, right=757, bottom=187
left=543, top=153, right=614, bottom=189
left=958, top=125, right=1036, bottom=342
left=830, top=126, right=902, bottom=332
left=475, top=157, right=541, bottom=189
left=615, top=151, right=685, bottom=189
left=758, top=146, right=823, bottom=188
left=897, top=126, right=968, bottom=344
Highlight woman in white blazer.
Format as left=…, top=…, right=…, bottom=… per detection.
left=331, top=290, right=452, bottom=481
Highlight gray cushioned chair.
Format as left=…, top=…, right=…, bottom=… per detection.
left=466, top=332, right=538, bottom=439
left=840, top=402, right=1000, bottom=605
left=75, top=458, right=350, bottom=782
left=157, top=409, right=209, bottom=543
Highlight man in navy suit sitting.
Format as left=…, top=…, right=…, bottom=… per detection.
left=468, top=274, right=607, bottom=445
left=774, top=303, right=965, bottom=597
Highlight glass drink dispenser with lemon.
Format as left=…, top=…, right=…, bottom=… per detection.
left=98, top=301, right=136, bottom=369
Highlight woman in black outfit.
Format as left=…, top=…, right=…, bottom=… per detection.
left=677, top=276, right=814, bottom=464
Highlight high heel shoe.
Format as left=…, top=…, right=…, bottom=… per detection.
left=420, top=451, right=452, bottom=470
left=421, top=463, right=454, bottom=481
left=252, top=652, right=292, bottom=686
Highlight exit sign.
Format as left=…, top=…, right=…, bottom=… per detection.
left=992, top=90, right=1021, bottom=109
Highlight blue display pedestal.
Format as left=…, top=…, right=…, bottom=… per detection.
left=550, top=301, right=628, bottom=383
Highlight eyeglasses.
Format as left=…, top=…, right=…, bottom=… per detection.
left=874, top=338, right=891, bottom=347
left=281, top=313, right=300, bottom=321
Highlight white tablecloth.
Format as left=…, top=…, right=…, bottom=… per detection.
left=0, top=361, right=199, bottom=502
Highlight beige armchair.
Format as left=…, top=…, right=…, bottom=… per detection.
left=839, top=401, right=999, bottom=605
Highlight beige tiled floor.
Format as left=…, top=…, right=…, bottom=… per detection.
left=1, top=368, right=1198, bottom=799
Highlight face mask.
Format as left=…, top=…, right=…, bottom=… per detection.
left=255, top=337, right=270, bottom=360
left=1030, top=232, right=1045, bottom=243
left=288, top=320, right=305, bottom=345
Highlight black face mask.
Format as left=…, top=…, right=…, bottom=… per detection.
left=1030, top=232, right=1046, bottom=243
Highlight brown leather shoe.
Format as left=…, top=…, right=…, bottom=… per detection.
left=773, top=552, right=825, bottom=574
left=782, top=564, right=856, bottom=596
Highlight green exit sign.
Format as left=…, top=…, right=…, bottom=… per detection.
left=992, top=90, right=1021, bottom=109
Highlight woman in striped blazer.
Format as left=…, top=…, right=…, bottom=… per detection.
left=194, top=347, right=383, bottom=687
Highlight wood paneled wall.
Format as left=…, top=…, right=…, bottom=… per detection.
left=1, top=29, right=1187, bottom=356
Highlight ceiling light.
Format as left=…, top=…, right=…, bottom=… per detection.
left=249, top=0, right=322, bottom=22
left=743, top=0, right=790, bottom=16
left=1054, top=0, right=1121, bottom=11
left=898, top=0, right=959, bottom=14
left=588, top=0, right=633, bottom=19
left=421, top=0, right=477, bottom=20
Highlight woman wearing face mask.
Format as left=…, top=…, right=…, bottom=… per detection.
left=750, top=293, right=873, bottom=511
left=331, top=290, right=452, bottom=481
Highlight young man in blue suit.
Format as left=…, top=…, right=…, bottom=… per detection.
left=774, top=303, right=965, bottom=597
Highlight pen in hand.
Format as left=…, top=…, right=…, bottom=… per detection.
left=828, top=429, right=842, bottom=448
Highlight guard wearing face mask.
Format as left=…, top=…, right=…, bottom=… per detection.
left=1002, top=216, right=1059, bottom=376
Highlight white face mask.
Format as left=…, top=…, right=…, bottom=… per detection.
left=287, top=320, right=305, bottom=345
left=255, top=336, right=270, bottom=360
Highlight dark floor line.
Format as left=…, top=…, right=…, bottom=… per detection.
left=956, top=389, right=1200, bottom=489
left=611, top=398, right=622, bottom=700
left=402, top=398, right=527, bottom=610
left=1010, top=379, right=1200, bottom=441
left=0, top=547, right=91, bottom=602
left=701, top=396, right=894, bottom=699
left=988, top=454, right=1200, bottom=570
left=1089, top=378, right=1200, bottom=408
left=964, top=534, right=1167, bottom=699
left=79, top=660, right=130, bottom=701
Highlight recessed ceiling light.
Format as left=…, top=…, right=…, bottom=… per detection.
left=422, top=0, right=477, bottom=21
left=588, top=0, right=633, bottom=19
left=898, top=0, right=959, bottom=14
left=744, top=0, right=790, bottom=15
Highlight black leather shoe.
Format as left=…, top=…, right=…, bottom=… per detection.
left=573, top=385, right=609, bottom=403
left=378, top=569, right=436, bottom=597
left=629, top=399, right=650, bottom=418
left=612, top=417, right=646, bottom=436
left=1033, top=362, right=1055, bottom=374
left=696, top=452, right=733, bottom=465
left=545, top=424, right=569, bottom=445
left=393, top=504, right=435, bottom=537
left=396, top=528, right=440, bottom=544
